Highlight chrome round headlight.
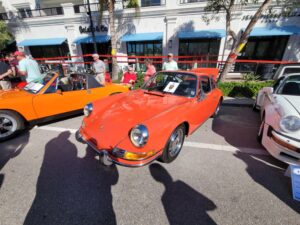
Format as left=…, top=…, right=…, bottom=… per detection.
left=279, top=115, right=300, bottom=132
left=83, top=103, right=93, bottom=117
left=130, top=124, right=149, bottom=148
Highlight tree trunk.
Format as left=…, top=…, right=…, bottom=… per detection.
left=218, top=0, right=273, bottom=82
left=107, top=0, right=119, bottom=80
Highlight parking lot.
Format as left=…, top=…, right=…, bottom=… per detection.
left=0, top=105, right=299, bottom=225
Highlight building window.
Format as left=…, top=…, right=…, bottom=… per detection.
left=127, top=41, right=162, bottom=56
left=238, top=36, right=289, bottom=60
left=29, top=43, right=70, bottom=58
left=235, top=35, right=289, bottom=73
left=179, top=38, right=221, bottom=69
left=180, top=0, right=203, bottom=3
left=127, top=41, right=162, bottom=70
left=141, top=0, right=163, bottom=7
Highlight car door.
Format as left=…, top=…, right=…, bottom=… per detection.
left=188, top=76, right=215, bottom=130
left=32, top=75, right=90, bottom=118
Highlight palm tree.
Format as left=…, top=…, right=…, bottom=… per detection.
left=98, top=0, right=139, bottom=80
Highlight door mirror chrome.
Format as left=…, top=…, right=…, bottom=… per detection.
left=263, top=87, right=273, bottom=94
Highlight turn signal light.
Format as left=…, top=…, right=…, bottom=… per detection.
left=271, top=135, right=300, bottom=153
left=123, top=150, right=155, bottom=161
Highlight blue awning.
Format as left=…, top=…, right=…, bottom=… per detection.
left=122, top=32, right=163, bottom=42
left=178, top=29, right=226, bottom=39
left=17, top=38, right=67, bottom=46
left=73, top=35, right=111, bottom=44
left=249, top=26, right=300, bottom=36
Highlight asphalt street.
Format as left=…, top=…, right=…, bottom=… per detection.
left=0, top=106, right=299, bottom=225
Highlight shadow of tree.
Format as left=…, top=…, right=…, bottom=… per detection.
left=150, top=163, right=217, bottom=225
left=24, top=131, right=119, bottom=225
left=0, top=131, right=30, bottom=190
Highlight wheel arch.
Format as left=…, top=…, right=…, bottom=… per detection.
left=0, top=109, right=28, bottom=124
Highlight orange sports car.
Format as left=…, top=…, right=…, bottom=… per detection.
left=0, top=72, right=130, bottom=141
left=77, top=68, right=223, bottom=167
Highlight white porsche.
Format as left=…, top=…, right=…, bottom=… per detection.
left=254, top=73, right=300, bottom=165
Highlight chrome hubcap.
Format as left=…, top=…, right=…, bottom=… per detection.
left=168, top=128, right=184, bottom=157
left=0, top=115, right=17, bottom=138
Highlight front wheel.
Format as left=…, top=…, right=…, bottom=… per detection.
left=0, top=110, right=24, bottom=142
left=159, top=124, right=185, bottom=163
left=211, top=100, right=221, bottom=118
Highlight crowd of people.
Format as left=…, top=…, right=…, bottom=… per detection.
left=0, top=51, right=179, bottom=91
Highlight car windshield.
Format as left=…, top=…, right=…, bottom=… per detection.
left=141, top=72, right=197, bottom=98
left=23, top=73, right=49, bottom=94
left=277, top=75, right=300, bottom=96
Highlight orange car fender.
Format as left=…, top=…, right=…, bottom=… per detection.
left=0, top=96, right=37, bottom=121
left=116, top=104, right=191, bottom=154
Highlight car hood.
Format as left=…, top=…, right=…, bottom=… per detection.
left=0, top=89, right=31, bottom=99
left=274, top=95, right=300, bottom=116
left=84, top=90, right=190, bottom=148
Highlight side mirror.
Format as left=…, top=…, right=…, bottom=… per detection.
left=263, top=87, right=273, bottom=94
left=56, top=89, right=62, bottom=95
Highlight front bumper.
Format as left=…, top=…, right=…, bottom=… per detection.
left=76, top=129, right=162, bottom=167
left=262, top=124, right=300, bottom=165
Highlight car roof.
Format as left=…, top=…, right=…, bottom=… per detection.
left=279, top=63, right=300, bottom=68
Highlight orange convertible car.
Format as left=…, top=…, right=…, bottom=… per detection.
left=0, top=73, right=129, bottom=141
left=77, top=69, right=223, bottom=167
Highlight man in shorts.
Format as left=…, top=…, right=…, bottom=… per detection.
left=92, top=53, right=106, bottom=86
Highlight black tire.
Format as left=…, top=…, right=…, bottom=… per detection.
left=257, top=116, right=265, bottom=143
left=158, top=124, right=186, bottom=163
left=211, top=100, right=221, bottom=118
left=0, top=110, right=24, bottom=142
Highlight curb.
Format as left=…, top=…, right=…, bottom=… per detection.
left=222, top=97, right=254, bottom=107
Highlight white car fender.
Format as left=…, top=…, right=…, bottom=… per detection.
left=263, top=103, right=281, bottom=131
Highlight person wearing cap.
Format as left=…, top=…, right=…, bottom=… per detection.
left=121, top=66, right=136, bottom=86
left=0, top=61, right=13, bottom=90
left=14, top=51, right=43, bottom=84
left=162, top=53, right=178, bottom=71
left=92, top=53, right=106, bottom=86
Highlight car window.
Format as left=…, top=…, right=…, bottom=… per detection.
left=142, top=72, right=197, bottom=98
left=277, top=75, right=300, bottom=96
left=282, top=67, right=300, bottom=76
left=200, top=76, right=211, bottom=93
left=210, top=77, right=216, bottom=90
left=86, top=75, right=103, bottom=89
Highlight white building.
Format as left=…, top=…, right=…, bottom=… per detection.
left=0, top=0, right=299, bottom=72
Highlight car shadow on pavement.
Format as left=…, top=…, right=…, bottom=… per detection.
left=0, top=131, right=30, bottom=190
left=150, top=163, right=217, bottom=225
left=23, top=131, right=119, bottom=225
left=212, top=106, right=300, bottom=214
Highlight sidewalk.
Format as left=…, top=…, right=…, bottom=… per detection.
left=222, top=96, right=254, bottom=107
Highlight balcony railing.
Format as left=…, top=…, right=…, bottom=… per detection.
left=141, top=0, right=166, bottom=7
left=74, top=3, right=107, bottom=13
left=17, top=7, right=64, bottom=19
left=179, top=0, right=204, bottom=3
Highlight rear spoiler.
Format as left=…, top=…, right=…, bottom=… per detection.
left=190, top=68, right=219, bottom=80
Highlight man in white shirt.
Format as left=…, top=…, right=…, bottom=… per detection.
left=162, top=53, right=179, bottom=71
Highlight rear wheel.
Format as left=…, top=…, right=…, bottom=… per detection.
left=212, top=100, right=221, bottom=118
left=0, top=110, right=24, bottom=142
left=159, top=124, right=185, bottom=163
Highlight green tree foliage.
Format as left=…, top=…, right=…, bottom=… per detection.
left=204, top=0, right=298, bottom=81
left=0, top=21, right=13, bottom=50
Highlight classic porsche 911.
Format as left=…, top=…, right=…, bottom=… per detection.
left=77, top=69, right=223, bottom=167
left=0, top=72, right=129, bottom=141
left=255, top=73, right=300, bottom=165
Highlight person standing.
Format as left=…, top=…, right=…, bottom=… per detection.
left=0, top=61, right=13, bottom=90
left=162, top=53, right=178, bottom=71
left=14, top=51, right=43, bottom=83
left=92, top=53, right=106, bottom=86
left=144, top=59, right=156, bottom=83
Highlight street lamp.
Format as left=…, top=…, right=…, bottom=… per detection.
left=87, top=0, right=97, bottom=53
